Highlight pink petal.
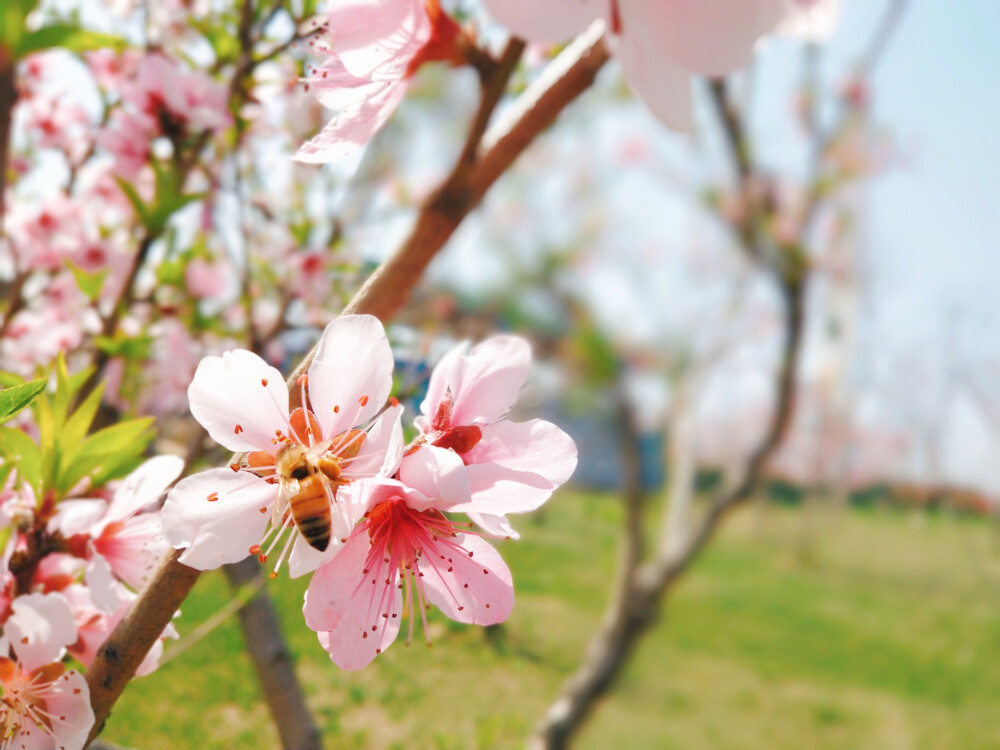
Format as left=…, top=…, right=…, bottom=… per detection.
left=399, top=445, right=470, bottom=507
left=464, top=419, right=577, bottom=487
left=308, top=315, right=395, bottom=438
left=342, top=404, right=404, bottom=480
left=614, top=26, right=693, bottom=130
left=6, top=593, right=77, bottom=672
left=48, top=499, right=107, bottom=538
left=161, top=469, right=273, bottom=570
left=287, top=533, right=344, bottom=580
left=328, top=0, right=431, bottom=81
left=84, top=554, right=123, bottom=614
left=102, top=454, right=184, bottom=527
left=421, top=535, right=513, bottom=626
left=622, top=0, right=784, bottom=78
left=481, top=0, right=606, bottom=43
left=95, top=513, right=170, bottom=592
left=188, top=349, right=290, bottom=452
left=304, top=532, right=403, bottom=670
left=294, top=78, right=408, bottom=164
left=424, top=336, right=532, bottom=427
left=450, top=463, right=555, bottom=516
left=35, top=667, right=94, bottom=750
left=467, top=512, right=520, bottom=540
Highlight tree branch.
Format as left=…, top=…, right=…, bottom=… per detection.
left=84, top=26, right=610, bottom=746
left=531, top=277, right=806, bottom=750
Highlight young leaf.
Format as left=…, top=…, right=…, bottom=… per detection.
left=0, top=427, right=42, bottom=495
left=113, top=175, right=154, bottom=230
left=58, top=417, right=154, bottom=493
left=0, top=379, right=46, bottom=425
left=65, top=259, right=108, bottom=302
left=61, top=380, right=105, bottom=451
left=15, top=24, right=127, bottom=58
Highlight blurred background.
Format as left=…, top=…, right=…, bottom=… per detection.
left=3, top=0, right=1000, bottom=747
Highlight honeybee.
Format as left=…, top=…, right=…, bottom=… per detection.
left=274, top=443, right=343, bottom=552
left=272, top=430, right=366, bottom=552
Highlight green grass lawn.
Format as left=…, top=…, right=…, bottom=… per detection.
left=102, top=494, right=1000, bottom=749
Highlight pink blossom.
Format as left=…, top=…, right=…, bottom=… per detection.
left=295, top=0, right=463, bottom=163
left=0, top=593, right=94, bottom=750
left=401, top=336, right=577, bottom=537
left=481, top=0, right=789, bottom=130
left=85, top=48, right=142, bottom=91
left=303, top=478, right=513, bottom=669
left=184, top=258, right=230, bottom=299
left=124, top=54, right=232, bottom=132
left=97, top=108, right=158, bottom=179
left=61, top=570, right=176, bottom=677
left=50, top=456, right=184, bottom=592
left=162, top=315, right=403, bottom=578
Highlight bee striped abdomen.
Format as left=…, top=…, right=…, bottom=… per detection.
left=289, top=477, right=332, bottom=552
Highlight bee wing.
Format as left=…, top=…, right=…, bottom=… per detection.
left=273, top=477, right=297, bottom=527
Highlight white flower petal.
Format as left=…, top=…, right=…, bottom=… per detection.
left=102, top=454, right=184, bottom=526
left=6, top=593, right=78, bottom=672
left=308, top=315, right=395, bottom=438
left=161, top=469, right=273, bottom=570
left=614, top=26, right=693, bottom=131
left=399, top=445, right=470, bottom=507
left=481, top=0, right=606, bottom=43
left=188, top=349, right=290, bottom=452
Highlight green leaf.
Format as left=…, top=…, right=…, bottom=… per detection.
left=51, top=352, right=72, bottom=429
left=0, top=0, right=38, bottom=55
left=58, top=417, right=154, bottom=493
left=0, top=379, right=46, bottom=425
left=0, top=426, right=42, bottom=495
left=61, top=380, right=104, bottom=452
left=15, top=24, right=126, bottom=58
left=113, top=175, right=154, bottom=230
left=65, top=259, right=108, bottom=302
left=0, top=371, right=26, bottom=388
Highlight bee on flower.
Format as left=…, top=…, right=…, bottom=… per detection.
left=162, top=315, right=577, bottom=669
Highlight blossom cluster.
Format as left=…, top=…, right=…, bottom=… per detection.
left=162, top=315, right=577, bottom=669
left=0, top=454, right=183, bottom=749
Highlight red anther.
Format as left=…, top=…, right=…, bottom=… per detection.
left=359, top=395, right=369, bottom=407
left=259, top=507, right=267, bottom=514
left=261, top=378, right=268, bottom=387
left=206, top=492, right=219, bottom=502
left=258, top=554, right=267, bottom=563
left=230, top=463, right=240, bottom=472
left=269, top=571, right=278, bottom=580
left=333, top=405, right=340, bottom=413
left=249, top=545, right=262, bottom=555
left=234, top=424, right=244, bottom=434
left=389, top=396, right=400, bottom=407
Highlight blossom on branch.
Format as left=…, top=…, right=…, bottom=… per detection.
left=402, top=336, right=578, bottom=538
left=162, top=315, right=403, bottom=578
left=294, top=0, right=467, bottom=163
left=0, top=593, right=94, bottom=750
left=303, top=477, right=514, bottom=669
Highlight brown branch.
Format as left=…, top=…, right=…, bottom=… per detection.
left=84, top=26, right=610, bottom=746
left=288, top=27, right=609, bottom=385
left=531, top=277, right=806, bottom=750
